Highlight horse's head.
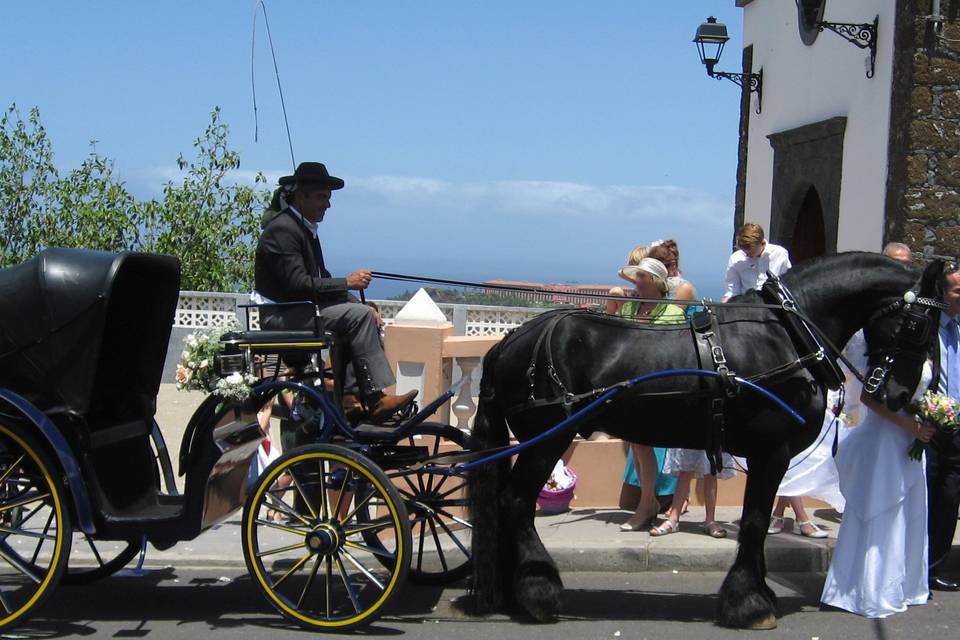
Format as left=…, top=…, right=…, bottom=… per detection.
left=862, top=258, right=947, bottom=411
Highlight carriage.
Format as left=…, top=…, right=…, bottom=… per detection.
left=0, top=247, right=945, bottom=632
left=0, top=247, right=472, bottom=632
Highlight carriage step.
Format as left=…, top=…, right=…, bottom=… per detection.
left=352, top=422, right=402, bottom=440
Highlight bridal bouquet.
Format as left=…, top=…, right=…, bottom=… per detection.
left=908, top=391, right=960, bottom=460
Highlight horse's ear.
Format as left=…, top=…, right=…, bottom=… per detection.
left=921, top=258, right=945, bottom=297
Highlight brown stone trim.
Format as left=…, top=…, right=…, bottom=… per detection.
left=733, top=45, right=753, bottom=247
left=884, top=0, right=917, bottom=250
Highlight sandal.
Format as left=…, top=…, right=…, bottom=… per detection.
left=620, top=505, right=659, bottom=531
left=767, top=515, right=784, bottom=535
left=649, top=519, right=679, bottom=536
left=797, top=520, right=829, bottom=538
left=704, top=522, right=727, bottom=538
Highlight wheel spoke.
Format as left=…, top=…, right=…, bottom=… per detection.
left=434, top=514, right=471, bottom=557
left=264, top=490, right=312, bottom=527
left=0, top=540, right=43, bottom=583
left=0, top=526, right=58, bottom=541
left=0, top=490, right=50, bottom=513
left=288, top=472, right=320, bottom=521
left=343, top=540, right=397, bottom=560
left=416, top=519, right=426, bottom=572
left=0, top=455, right=25, bottom=486
left=297, top=554, right=323, bottom=609
left=433, top=507, right=473, bottom=529
left=334, top=553, right=362, bottom=614
left=341, top=548, right=385, bottom=591
left=340, top=487, right=377, bottom=524
left=343, top=518, right=395, bottom=536
left=331, top=468, right=353, bottom=520
left=317, top=459, right=329, bottom=521
left=272, top=552, right=312, bottom=588
left=436, top=481, right=467, bottom=500
left=325, top=555, right=333, bottom=619
left=427, top=517, right=448, bottom=572
left=257, top=540, right=308, bottom=559
left=29, top=509, right=54, bottom=565
left=254, top=518, right=309, bottom=536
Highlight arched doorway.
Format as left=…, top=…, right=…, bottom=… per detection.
left=790, top=185, right=827, bottom=264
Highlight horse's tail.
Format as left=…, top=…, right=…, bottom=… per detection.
left=467, top=340, right=511, bottom=614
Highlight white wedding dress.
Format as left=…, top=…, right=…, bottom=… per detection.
left=819, top=361, right=932, bottom=618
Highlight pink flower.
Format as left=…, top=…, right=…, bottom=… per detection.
left=175, top=365, right=192, bottom=385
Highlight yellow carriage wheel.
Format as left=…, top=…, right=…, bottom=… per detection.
left=242, top=444, right=410, bottom=631
left=0, top=420, right=71, bottom=631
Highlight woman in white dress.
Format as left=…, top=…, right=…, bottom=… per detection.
left=820, top=361, right=937, bottom=618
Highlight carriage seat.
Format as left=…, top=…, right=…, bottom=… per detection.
left=220, top=330, right=332, bottom=356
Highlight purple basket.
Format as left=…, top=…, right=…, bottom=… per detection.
left=538, top=476, right=576, bottom=515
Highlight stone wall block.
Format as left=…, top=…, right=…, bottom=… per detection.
left=910, top=120, right=960, bottom=152
left=908, top=153, right=930, bottom=184
left=903, top=221, right=928, bottom=247
left=914, top=53, right=932, bottom=83
left=935, top=224, right=960, bottom=256
left=942, top=90, right=960, bottom=119
left=941, top=156, right=960, bottom=186
left=913, top=86, right=934, bottom=115
left=928, top=56, right=960, bottom=85
left=906, top=188, right=960, bottom=219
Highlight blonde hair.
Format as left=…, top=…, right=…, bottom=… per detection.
left=626, top=245, right=650, bottom=266
left=736, top=223, right=765, bottom=249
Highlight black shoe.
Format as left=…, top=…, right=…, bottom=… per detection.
left=930, top=576, right=960, bottom=592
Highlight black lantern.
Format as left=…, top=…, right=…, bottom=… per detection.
left=693, top=16, right=730, bottom=76
left=693, top=16, right=762, bottom=113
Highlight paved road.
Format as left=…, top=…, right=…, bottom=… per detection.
left=20, top=570, right=960, bottom=639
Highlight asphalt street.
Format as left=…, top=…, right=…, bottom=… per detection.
left=16, top=569, right=960, bottom=639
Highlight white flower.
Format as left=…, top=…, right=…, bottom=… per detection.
left=199, top=359, right=209, bottom=369
left=226, top=372, right=244, bottom=384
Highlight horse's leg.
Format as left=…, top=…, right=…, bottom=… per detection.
left=717, top=443, right=789, bottom=629
left=503, top=434, right=574, bottom=622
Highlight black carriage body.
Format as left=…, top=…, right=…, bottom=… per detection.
left=0, top=248, right=263, bottom=546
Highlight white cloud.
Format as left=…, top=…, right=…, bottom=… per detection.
left=129, top=167, right=730, bottom=228
left=349, top=175, right=730, bottom=226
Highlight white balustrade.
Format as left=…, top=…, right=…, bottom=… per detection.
left=451, top=357, right=481, bottom=429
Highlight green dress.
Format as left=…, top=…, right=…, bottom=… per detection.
left=619, top=298, right=686, bottom=493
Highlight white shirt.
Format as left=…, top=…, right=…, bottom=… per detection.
left=723, top=242, right=791, bottom=300
left=937, top=312, right=960, bottom=397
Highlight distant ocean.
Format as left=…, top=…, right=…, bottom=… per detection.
left=366, top=272, right=724, bottom=303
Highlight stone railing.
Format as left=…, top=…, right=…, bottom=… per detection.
left=174, top=292, right=547, bottom=335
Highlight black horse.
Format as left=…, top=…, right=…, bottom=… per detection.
left=467, top=252, right=944, bottom=629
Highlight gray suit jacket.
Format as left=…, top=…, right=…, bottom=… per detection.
left=254, top=208, right=349, bottom=329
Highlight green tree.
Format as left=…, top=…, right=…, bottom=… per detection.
left=0, top=103, right=269, bottom=291
left=141, top=107, right=268, bottom=291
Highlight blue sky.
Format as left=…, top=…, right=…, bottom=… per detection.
left=2, top=1, right=745, bottom=299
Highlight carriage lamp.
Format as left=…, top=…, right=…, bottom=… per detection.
left=813, top=16, right=878, bottom=78
left=693, top=16, right=762, bottom=114
left=215, top=334, right=248, bottom=377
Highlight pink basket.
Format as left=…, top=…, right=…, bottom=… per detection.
left=538, top=474, right=576, bottom=515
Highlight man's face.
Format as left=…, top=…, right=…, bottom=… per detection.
left=739, top=239, right=766, bottom=259
left=885, top=247, right=912, bottom=264
left=944, top=271, right=960, bottom=316
left=297, top=188, right=332, bottom=223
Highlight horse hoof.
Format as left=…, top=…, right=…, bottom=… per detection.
left=749, top=613, right=778, bottom=630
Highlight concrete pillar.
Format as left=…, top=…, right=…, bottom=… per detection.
left=384, top=289, right=455, bottom=422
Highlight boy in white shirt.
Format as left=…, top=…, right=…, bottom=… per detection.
left=722, top=223, right=792, bottom=302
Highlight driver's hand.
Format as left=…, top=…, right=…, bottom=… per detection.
left=346, top=270, right=373, bottom=290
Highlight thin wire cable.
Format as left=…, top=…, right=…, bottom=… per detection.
left=251, top=0, right=296, bottom=168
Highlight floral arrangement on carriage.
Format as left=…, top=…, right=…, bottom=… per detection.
left=908, top=390, right=960, bottom=460
left=176, top=328, right=257, bottom=403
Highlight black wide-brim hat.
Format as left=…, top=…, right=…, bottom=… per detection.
left=278, top=162, right=345, bottom=190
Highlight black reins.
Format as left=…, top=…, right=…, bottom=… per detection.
left=371, top=269, right=923, bottom=388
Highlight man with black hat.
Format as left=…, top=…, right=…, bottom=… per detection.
left=254, top=161, right=417, bottom=422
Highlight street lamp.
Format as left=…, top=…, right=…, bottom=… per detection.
left=693, top=16, right=762, bottom=114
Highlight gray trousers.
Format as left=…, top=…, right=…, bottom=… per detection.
left=260, top=301, right=395, bottom=395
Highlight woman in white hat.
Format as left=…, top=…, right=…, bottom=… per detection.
left=614, top=257, right=686, bottom=530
